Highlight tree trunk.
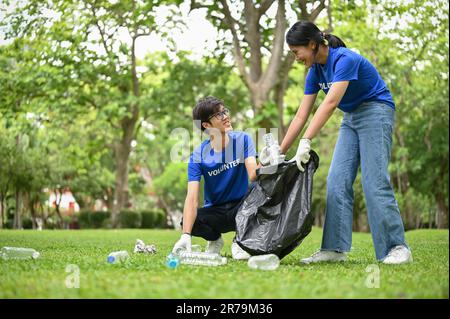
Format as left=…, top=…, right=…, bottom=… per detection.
left=0, top=193, right=4, bottom=229
left=217, top=0, right=286, bottom=125
left=393, top=129, right=415, bottom=230
left=436, top=192, right=449, bottom=229
left=111, top=35, right=141, bottom=228
left=14, top=190, right=22, bottom=229
left=29, top=194, right=38, bottom=230
left=112, top=138, right=132, bottom=228
left=315, top=209, right=322, bottom=227
left=273, top=54, right=295, bottom=138
left=54, top=188, right=64, bottom=229
left=106, top=187, right=114, bottom=211
left=353, top=210, right=359, bottom=232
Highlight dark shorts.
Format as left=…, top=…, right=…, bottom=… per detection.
left=181, top=200, right=242, bottom=241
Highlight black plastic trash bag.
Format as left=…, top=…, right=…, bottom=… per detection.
left=235, top=151, right=319, bottom=259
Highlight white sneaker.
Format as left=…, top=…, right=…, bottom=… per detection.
left=382, top=245, right=413, bottom=264
left=231, top=242, right=251, bottom=260
left=205, top=236, right=224, bottom=254
left=300, top=250, right=347, bottom=264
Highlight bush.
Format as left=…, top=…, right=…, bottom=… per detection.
left=91, top=211, right=111, bottom=228
left=78, top=210, right=111, bottom=229
left=4, top=219, right=13, bottom=229
left=140, top=210, right=156, bottom=228
left=78, top=211, right=92, bottom=229
left=119, top=210, right=141, bottom=228
left=141, top=209, right=166, bottom=228
left=101, top=217, right=112, bottom=229
left=22, top=218, right=33, bottom=229
left=154, top=210, right=166, bottom=228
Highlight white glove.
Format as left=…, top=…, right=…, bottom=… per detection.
left=295, top=138, right=311, bottom=172
left=259, top=146, right=272, bottom=166
left=172, top=233, right=191, bottom=254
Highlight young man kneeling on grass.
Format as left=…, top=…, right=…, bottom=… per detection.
left=171, top=96, right=258, bottom=260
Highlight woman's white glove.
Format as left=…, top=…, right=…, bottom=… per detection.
left=259, top=145, right=282, bottom=166
left=258, top=146, right=272, bottom=166
left=172, top=233, right=191, bottom=253
left=295, top=138, right=311, bottom=172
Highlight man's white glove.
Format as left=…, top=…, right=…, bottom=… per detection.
left=295, top=138, right=311, bottom=172
left=172, top=233, right=191, bottom=254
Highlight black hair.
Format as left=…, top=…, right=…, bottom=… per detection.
left=193, top=96, right=224, bottom=131
left=286, top=21, right=346, bottom=52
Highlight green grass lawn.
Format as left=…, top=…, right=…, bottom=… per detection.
left=0, top=228, right=448, bottom=298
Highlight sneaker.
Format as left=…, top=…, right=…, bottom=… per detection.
left=300, top=250, right=347, bottom=264
left=205, top=236, right=224, bottom=254
left=231, top=242, right=251, bottom=260
left=382, top=245, right=413, bottom=264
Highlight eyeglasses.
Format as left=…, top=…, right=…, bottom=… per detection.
left=207, top=108, right=230, bottom=121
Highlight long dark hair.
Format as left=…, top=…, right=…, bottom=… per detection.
left=286, top=21, right=346, bottom=51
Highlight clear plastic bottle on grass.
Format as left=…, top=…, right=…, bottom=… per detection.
left=107, top=250, right=129, bottom=264
left=1, top=247, right=40, bottom=260
left=179, top=251, right=227, bottom=266
left=167, top=250, right=227, bottom=268
left=247, top=254, right=280, bottom=270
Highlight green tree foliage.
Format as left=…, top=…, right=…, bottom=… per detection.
left=0, top=0, right=447, bottom=231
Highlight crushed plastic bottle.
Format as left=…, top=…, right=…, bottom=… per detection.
left=247, top=254, right=280, bottom=270
left=263, top=133, right=285, bottom=165
left=134, top=239, right=157, bottom=254
left=107, top=250, right=129, bottom=264
left=1, top=247, right=40, bottom=260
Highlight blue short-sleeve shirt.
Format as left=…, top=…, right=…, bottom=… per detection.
left=304, top=47, right=395, bottom=112
left=188, top=131, right=256, bottom=207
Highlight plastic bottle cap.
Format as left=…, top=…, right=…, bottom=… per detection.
left=32, top=251, right=40, bottom=259
left=107, top=256, right=115, bottom=263
left=167, top=259, right=179, bottom=269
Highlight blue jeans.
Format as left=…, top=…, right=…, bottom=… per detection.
left=321, top=101, right=408, bottom=260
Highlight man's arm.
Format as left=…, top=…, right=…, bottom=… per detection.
left=182, top=181, right=200, bottom=234
left=244, top=156, right=258, bottom=182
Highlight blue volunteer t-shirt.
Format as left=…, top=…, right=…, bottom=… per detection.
left=188, top=131, right=256, bottom=207
left=304, top=46, right=395, bottom=112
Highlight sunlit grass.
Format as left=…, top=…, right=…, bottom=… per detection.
left=0, top=228, right=448, bottom=298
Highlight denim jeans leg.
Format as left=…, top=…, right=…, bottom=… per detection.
left=321, top=118, right=360, bottom=252
left=356, top=103, right=407, bottom=260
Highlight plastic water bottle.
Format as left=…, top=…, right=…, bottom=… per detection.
left=107, top=250, right=129, bottom=264
left=191, top=244, right=202, bottom=252
left=167, top=251, right=227, bottom=267
left=166, top=253, right=180, bottom=269
left=247, top=254, right=280, bottom=270
left=1, top=247, right=40, bottom=260
left=179, top=251, right=227, bottom=266
left=263, top=133, right=285, bottom=165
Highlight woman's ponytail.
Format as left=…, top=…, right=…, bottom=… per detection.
left=286, top=21, right=347, bottom=49
left=323, top=33, right=346, bottom=48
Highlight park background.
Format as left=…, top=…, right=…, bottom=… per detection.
left=0, top=0, right=448, bottom=299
